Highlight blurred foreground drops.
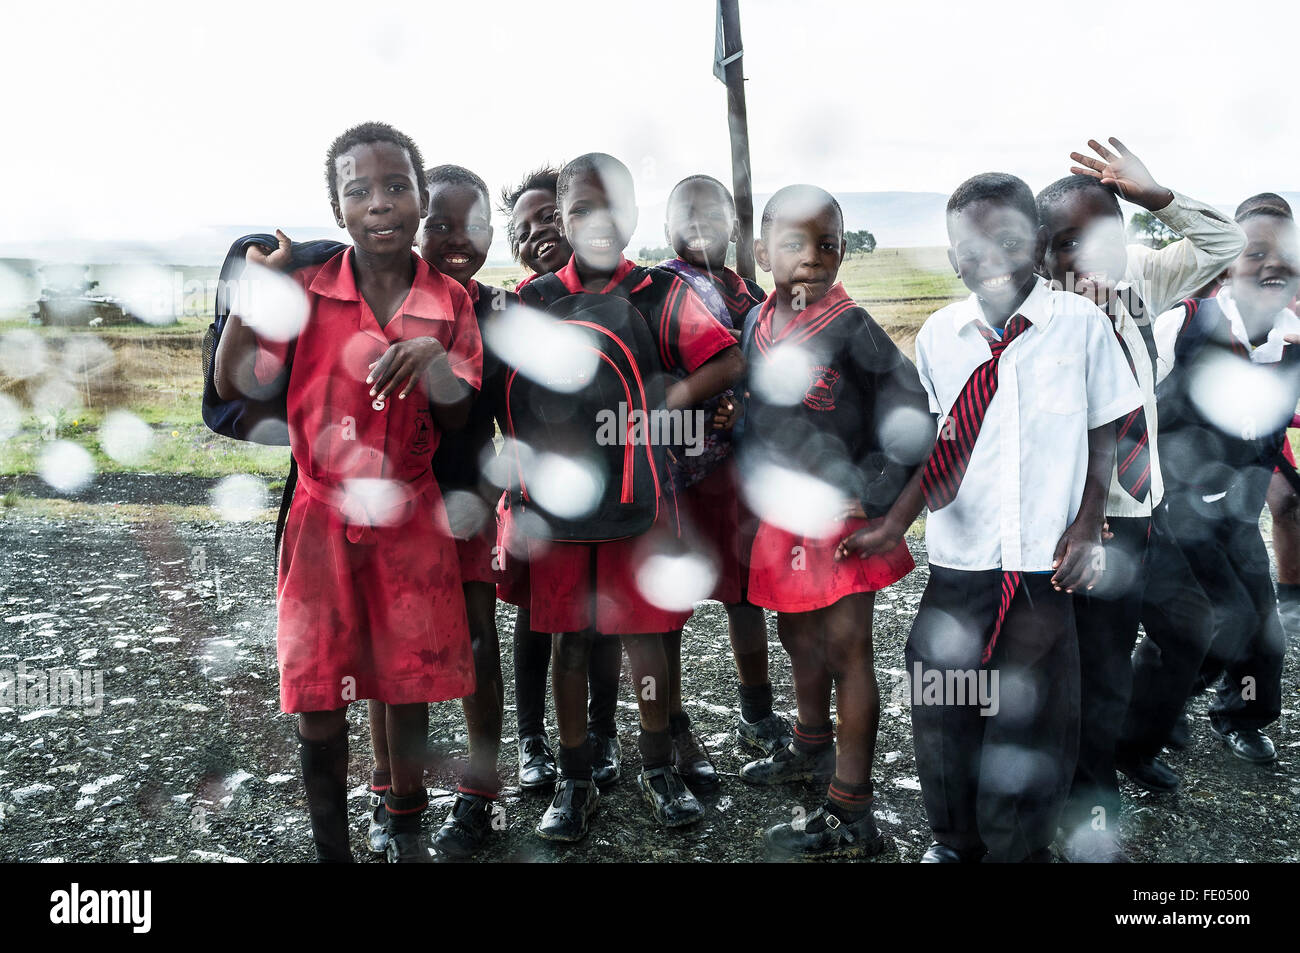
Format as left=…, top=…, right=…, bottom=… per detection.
left=442, top=489, right=491, bottom=539
left=0, top=329, right=48, bottom=380
left=635, top=550, right=718, bottom=612
left=110, top=265, right=182, bottom=327
left=484, top=305, right=600, bottom=392
left=99, top=410, right=155, bottom=466
left=0, top=262, right=31, bottom=313
left=338, top=478, right=408, bottom=527
left=528, top=453, right=605, bottom=520
left=1186, top=351, right=1294, bottom=439
left=60, top=335, right=115, bottom=380
left=37, top=440, right=96, bottom=493
left=0, top=393, right=21, bottom=441
left=741, top=462, right=842, bottom=538
left=484, top=437, right=535, bottom=490
left=231, top=261, right=309, bottom=343
left=749, top=342, right=815, bottom=406
left=210, top=475, right=268, bottom=523
left=32, top=379, right=82, bottom=419
left=877, top=404, right=937, bottom=465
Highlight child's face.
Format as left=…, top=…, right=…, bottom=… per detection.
left=1041, top=191, right=1128, bottom=309
left=331, top=141, right=426, bottom=255
left=1229, top=216, right=1300, bottom=318
left=513, top=188, right=570, bottom=274
left=419, top=183, right=492, bottom=288
left=754, top=203, right=845, bottom=306
left=665, top=180, right=736, bottom=270
left=557, top=170, right=637, bottom=273
left=947, top=202, right=1044, bottom=315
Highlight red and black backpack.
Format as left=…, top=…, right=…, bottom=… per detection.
left=505, top=269, right=668, bottom=542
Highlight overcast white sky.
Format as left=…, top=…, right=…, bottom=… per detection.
left=6, top=0, right=1297, bottom=246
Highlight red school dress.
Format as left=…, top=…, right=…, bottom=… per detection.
left=498, top=255, right=738, bottom=634
left=257, top=248, right=483, bottom=713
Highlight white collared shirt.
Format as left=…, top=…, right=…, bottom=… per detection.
left=915, top=277, right=1143, bottom=571
left=1154, top=284, right=1300, bottom=383
left=1100, top=191, right=1244, bottom=518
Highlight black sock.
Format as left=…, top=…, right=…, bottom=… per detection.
left=738, top=682, right=774, bottom=723
left=370, top=768, right=391, bottom=794
left=668, top=710, right=691, bottom=738
left=383, top=788, right=429, bottom=833
left=826, top=776, right=874, bottom=822
left=298, top=727, right=352, bottom=862
left=792, top=721, right=834, bottom=755
left=557, top=742, right=593, bottom=781
left=638, top=728, right=673, bottom=770
left=459, top=771, right=500, bottom=799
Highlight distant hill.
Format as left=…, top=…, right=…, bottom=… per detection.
left=1, top=190, right=1292, bottom=269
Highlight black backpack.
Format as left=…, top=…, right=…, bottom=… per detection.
left=506, top=270, right=668, bottom=542
left=201, top=233, right=346, bottom=558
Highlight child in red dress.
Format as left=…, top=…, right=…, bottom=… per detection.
left=214, top=122, right=481, bottom=863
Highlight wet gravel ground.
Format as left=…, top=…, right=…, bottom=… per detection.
left=0, top=506, right=1296, bottom=863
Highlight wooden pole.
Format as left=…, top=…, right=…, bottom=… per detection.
left=719, top=0, right=756, bottom=281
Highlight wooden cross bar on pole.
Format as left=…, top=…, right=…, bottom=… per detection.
left=715, top=0, right=756, bottom=281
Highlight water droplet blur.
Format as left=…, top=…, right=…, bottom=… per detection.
left=210, top=474, right=268, bottom=522
left=529, top=453, right=605, bottom=519
left=338, top=478, right=406, bottom=527
left=99, top=410, right=155, bottom=465
left=635, top=550, right=717, bottom=611
left=38, top=440, right=95, bottom=493
left=233, top=262, right=308, bottom=342
left=443, top=490, right=490, bottom=539
left=484, top=305, right=600, bottom=393
left=750, top=343, right=814, bottom=406
left=877, top=405, right=936, bottom=465
left=0, top=330, right=48, bottom=380
left=0, top=394, right=21, bottom=441
left=740, top=461, right=842, bottom=538
left=1187, top=351, right=1293, bottom=439
left=60, top=336, right=115, bottom=379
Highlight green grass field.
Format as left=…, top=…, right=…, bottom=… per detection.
left=0, top=248, right=966, bottom=480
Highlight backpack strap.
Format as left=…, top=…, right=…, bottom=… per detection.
left=1117, top=285, right=1159, bottom=377
left=274, top=456, right=298, bottom=569
left=517, top=272, right=567, bottom=309
left=609, top=265, right=651, bottom=300
left=1172, top=297, right=1220, bottom=367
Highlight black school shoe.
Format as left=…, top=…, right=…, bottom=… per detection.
left=367, top=793, right=390, bottom=854
left=432, top=792, right=496, bottom=859
left=920, top=841, right=986, bottom=863
left=764, top=805, right=885, bottom=860
left=535, top=777, right=600, bottom=843
left=637, top=765, right=705, bottom=828
left=589, top=731, right=622, bottom=787
left=736, top=712, right=794, bottom=757
left=1116, top=753, right=1181, bottom=794
left=518, top=734, right=558, bottom=791
left=385, top=818, right=432, bottom=863
left=739, top=742, right=835, bottom=786
left=672, top=728, right=719, bottom=793
left=1165, top=711, right=1191, bottom=750
left=1209, top=724, right=1277, bottom=764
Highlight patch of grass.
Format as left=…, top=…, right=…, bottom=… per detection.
left=0, top=496, right=275, bottom=523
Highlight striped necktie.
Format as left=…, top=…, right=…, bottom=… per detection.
left=1111, top=325, right=1151, bottom=501
left=920, top=314, right=1033, bottom=510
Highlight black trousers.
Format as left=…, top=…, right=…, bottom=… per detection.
left=1159, top=490, right=1285, bottom=733
left=906, top=567, right=1079, bottom=862
left=1122, top=502, right=1215, bottom=754
left=1066, top=515, right=1148, bottom=835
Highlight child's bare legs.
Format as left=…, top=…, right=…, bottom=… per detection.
left=461, top=580, right=504, bottom=790
left=384, top=703, right=428, bottom=796
left=662, top=628, right=685, bottom=719
left=727, top=602, right=769, bottom=685
left=1267, top=471, right=1300, bottom=585
left=298, top=708, right=351, bottom=862
left=822, top=592, right=879, bottom=785
left=552, top=631, right=594, bottom=753
left=623, top=633, right=671, bottom=737
left=777, top=610, right=833, bottom=729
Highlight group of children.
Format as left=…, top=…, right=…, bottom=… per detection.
left=212, top=121, right=1297, bottom=862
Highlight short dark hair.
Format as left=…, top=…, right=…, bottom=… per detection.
left=948, top=172, right=1038, bottom=228
left=324, top=121, right=425, bottom=206
left=500, top=164, right=562, bottom=263
left=424, top=164, right=491, bottom=212
left=668, top=174, right=734, bottom=209
left=759, top=184, right=844, bottom=239
left=556, top=153, right=634, bottom=207
left=1035, top=174, right=1121, bottom=230
left=1235, top=192, right=1293, bottom=223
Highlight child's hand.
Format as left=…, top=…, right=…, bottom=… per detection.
left=712, top=395, right=741, bottom=430
left=367, top=337, right=446, bottom=400
left=1284, top=333, right=1300, bottom=347
left=1051, top=521, right=1104, bottom=593
left=840, top=499, right=868, bottom=520
left=246, top=229, right=294, bottom=271
left=835, top=522, right=901, bottom=562
left=1101, top=520, right=1114, bottom=542
left=1068, top=138, right=1175, bottom=213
